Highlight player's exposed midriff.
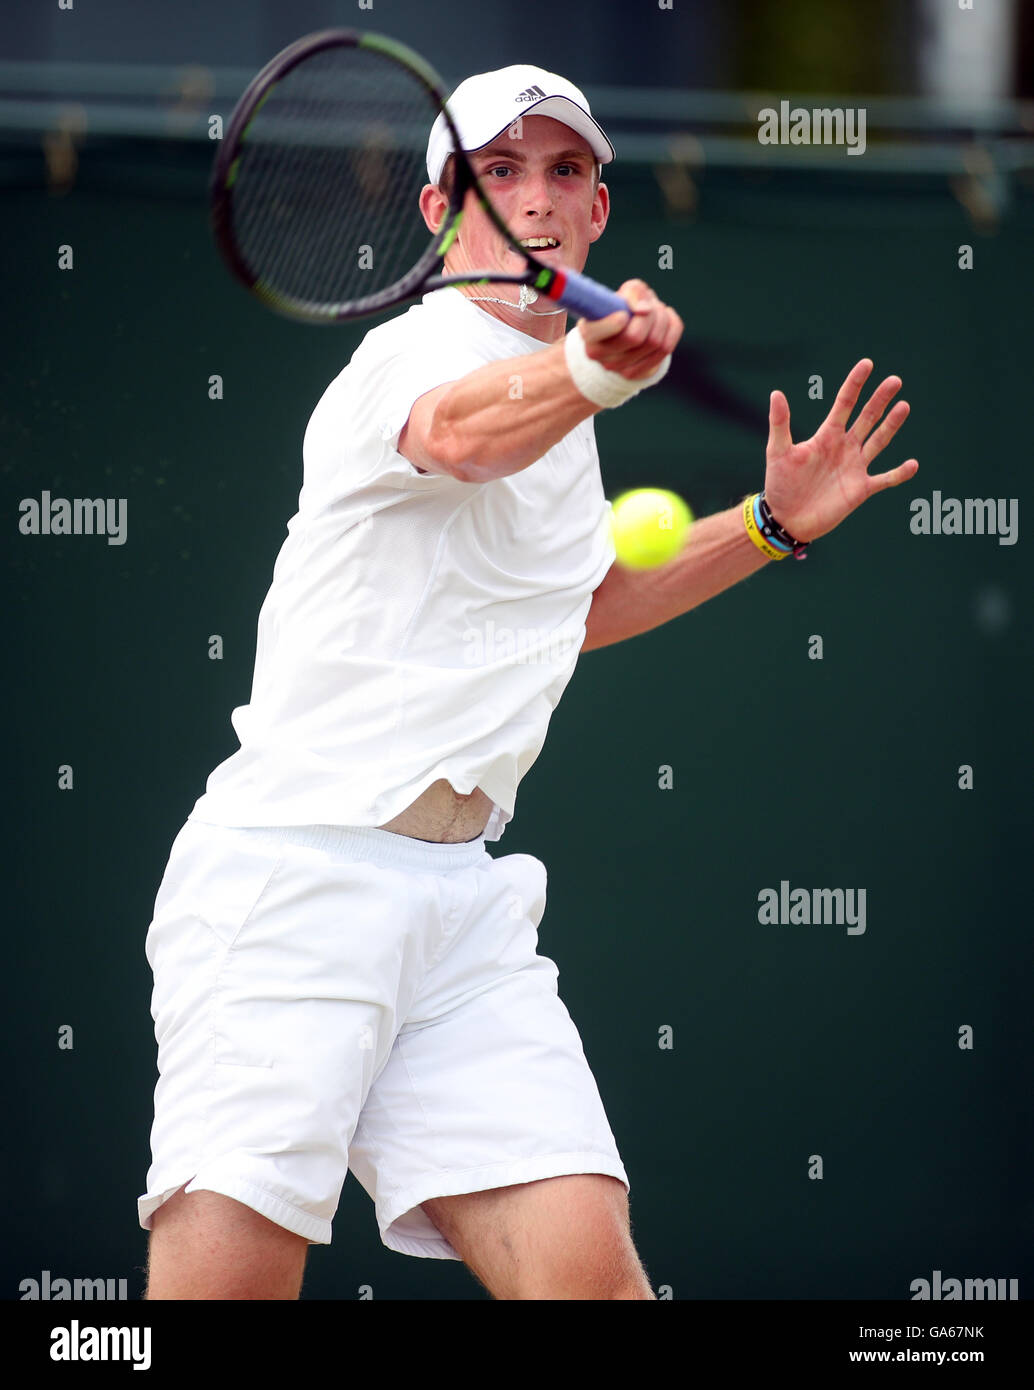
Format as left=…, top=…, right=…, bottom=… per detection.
left=376, top=778, right=494, bottom=843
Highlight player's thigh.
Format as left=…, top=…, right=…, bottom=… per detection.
left=145, top=1184, right=309, bottom=1300
left=422, top=1174, right=653, bottom=1300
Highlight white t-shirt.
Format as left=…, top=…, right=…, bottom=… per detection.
left=189, top=287, right=616, bottom=842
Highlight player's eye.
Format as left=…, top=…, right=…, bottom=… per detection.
left=555, top=164, right=576, bottom=176
left=486, top=165, right=514, bottom=178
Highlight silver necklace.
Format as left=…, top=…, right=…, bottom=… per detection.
left=465, top=284, right=567, bottom=315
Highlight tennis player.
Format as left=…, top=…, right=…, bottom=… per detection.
left=138, top=64, right=916, bottom=1300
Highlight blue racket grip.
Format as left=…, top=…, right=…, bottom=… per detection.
left=551, top=266, right=630, bottom=320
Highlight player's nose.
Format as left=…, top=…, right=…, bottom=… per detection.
left=520, top=168, right=555, bottom=212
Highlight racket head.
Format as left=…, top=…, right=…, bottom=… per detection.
left=209, top=29, right=546, bottom=324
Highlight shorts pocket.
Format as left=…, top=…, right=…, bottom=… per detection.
left=196, top=830, right=285, bottom=1068
left=196, top=829, right=283, bottom=951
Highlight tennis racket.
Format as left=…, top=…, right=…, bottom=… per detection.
left=209, top=28, right=629, bottom=325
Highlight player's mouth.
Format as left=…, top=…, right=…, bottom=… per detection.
left=518, top=236, right=562, bottom=254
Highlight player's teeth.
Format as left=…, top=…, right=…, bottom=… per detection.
left=522, top=238, right=558, bottom=248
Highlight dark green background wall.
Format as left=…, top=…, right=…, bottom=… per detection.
left=4, top=143, right=1031, bottom=1300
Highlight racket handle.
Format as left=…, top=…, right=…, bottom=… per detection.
left=549, top=267, right=630, bottom=320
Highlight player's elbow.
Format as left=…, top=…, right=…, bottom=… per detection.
left=399, top=426, right=459, bottom=478
left=404, top=381, right=515, bottom=483
left=429, top=430, right=481, bottom=482
left=428, top=407, right=519, bottom=482
left=423, top=402, right=483, bottom=482
left=448, top=454, right=486, bottom=484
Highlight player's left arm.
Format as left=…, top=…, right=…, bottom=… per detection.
left=582, top=358, right=918, bottom=652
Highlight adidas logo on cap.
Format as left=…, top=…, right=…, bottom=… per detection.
left=514, top=85, right=546, bottom=102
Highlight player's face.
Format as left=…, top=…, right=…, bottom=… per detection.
left=462, top=115, right=608, bottom=277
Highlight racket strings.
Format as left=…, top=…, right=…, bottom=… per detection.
left=228, top=44, right=441, bottom=311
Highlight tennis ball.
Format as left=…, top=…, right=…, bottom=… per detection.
left=609, top=488, right=694, bottom=569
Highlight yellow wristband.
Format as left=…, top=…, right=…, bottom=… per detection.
left=742, top=493, right=791, bottom=560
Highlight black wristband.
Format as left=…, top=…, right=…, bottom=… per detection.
left=759, top=493, right=810, bottom=559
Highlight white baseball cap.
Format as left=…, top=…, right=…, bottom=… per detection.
left=425, top=63, right=615, bottom=186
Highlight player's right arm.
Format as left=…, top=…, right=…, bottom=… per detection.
left=399, top=279, right=683, bottom=483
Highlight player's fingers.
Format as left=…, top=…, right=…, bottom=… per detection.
left=636, top=304, right=680, bottom=354
left=579, top=306, right=637, bottom=345
left=580, top=279, right=659, bottom=346
left=593, top=298, right=675, bottom=364
left=616, top=278, right=659, bottom=310
left=612, top=279, right=664, bottom=341
left=824, top=358, right=874, bottom=432
left=850, top=375, right=902, bottom=442
left=620, top=349, right=672, bottom=381
left=768, top=389, right=793, bottom=455
left=861, top=400, right=910, bottom=465
left=614, top=304, right=664, bottom=353
left=585, top=311, right=657, bottom=361
left=660, top=306, right=684, bottom=354
left=580, top=286, right=678, bottom=377
left=608, top=309, right=682, bottom=378
left=867, top=457, right=919, bottom=493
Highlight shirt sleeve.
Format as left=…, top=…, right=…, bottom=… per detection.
left=361, top=328, right=496, bottom=486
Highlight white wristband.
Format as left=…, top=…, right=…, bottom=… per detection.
left=563, top=324, right=671, bottom=408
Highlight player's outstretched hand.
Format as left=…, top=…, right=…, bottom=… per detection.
left=762, top=358, right=919, bottom=543
left=578, top=279, right=683, bottom=381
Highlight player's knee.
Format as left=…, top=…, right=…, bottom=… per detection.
left=520, top=1217, right=652, bottom=1301
left=608, top=1263, right=656, bottom=1300
left=518, top=1251, right=653, bottom=1301
left=579, top=1242, right=654, bottom=1300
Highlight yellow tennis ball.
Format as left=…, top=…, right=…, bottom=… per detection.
left=609, top=488, right=694, bottom=569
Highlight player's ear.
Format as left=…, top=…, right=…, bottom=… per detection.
left=419, top=183, right=450, bottom=235
left=588, top=179, right=610, bottom=244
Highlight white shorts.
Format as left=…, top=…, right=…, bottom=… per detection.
left=137, top=818, right=628, bottom=1260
